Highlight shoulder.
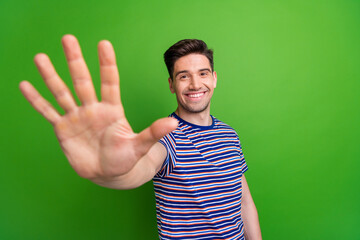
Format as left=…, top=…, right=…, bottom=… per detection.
left=211, top=116, right=242, bottom=142
left=213, top=116, right=237, bottom=132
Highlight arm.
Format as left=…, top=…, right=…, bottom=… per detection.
left=242, top=174, right=262, bottom=240
left=91, top=142, right=167, bottom=190
left=19, top=35, right=177, bottom=189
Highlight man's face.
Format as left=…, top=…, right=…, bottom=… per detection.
left=168, top=53, right=217, bottom=114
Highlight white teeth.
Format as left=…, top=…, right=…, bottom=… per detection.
left=188, top=92, right=204, bottom=98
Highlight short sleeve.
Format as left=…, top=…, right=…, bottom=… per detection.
left=155, top=133, right=177, bottom=178
left=238, top=141, right=248, bottom=174
left=235, top=132, right=248, bottom=174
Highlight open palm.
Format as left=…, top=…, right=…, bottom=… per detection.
left=19, top=35, right=177, bottom=180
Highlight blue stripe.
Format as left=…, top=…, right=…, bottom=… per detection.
left=153, top=112, right=248, bottom=239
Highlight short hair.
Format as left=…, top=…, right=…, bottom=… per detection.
left=164, top=39, right=214, bottom=80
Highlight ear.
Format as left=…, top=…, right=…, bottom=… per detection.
left=213, top=71, right=217, bottom=88
left=168, top=77, right=175, bottom=94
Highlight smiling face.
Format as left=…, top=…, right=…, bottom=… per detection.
left=168, top=53, right=217, bottom=114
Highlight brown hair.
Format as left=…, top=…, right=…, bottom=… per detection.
left=164, top=39, right=214, bottom=80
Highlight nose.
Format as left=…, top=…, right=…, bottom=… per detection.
left=189, top=76, right=201, bottom=90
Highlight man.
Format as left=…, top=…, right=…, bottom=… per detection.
left=19, top=35, right=262, bottom=239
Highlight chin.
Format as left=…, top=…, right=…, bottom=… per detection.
left=180, top=102, right=210, bottom=114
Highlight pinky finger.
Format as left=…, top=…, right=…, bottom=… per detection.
left=19, top=81, right=61, bottom=124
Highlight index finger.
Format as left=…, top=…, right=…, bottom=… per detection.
left=98, top=40, right=121, bottom=106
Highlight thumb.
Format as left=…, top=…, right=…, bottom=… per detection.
left=135, top=117, right=178, bottom=156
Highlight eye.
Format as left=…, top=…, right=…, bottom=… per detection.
left=180, top=75, right=188, bottom=79
left=200, top=72, right=208, bottom=77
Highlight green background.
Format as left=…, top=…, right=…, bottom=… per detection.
left=1, top=0, right=359, bottom=239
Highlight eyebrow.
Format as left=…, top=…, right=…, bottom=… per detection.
left=174, top=68, right=212, bottom=78
left=199, top=68, right=212, bottom=73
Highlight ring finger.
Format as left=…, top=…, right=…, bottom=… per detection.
left=34, top=53, right=77, bottom=113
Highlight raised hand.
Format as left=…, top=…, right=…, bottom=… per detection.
left=19, top=35, right=177, bottom=181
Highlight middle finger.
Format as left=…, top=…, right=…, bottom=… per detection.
left=62, top=35, right=98, bottom=105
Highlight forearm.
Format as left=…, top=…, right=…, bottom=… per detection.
left=90, top=174, right=149, bottom=190
left=241, top=174, right=262, bottom=240
left=242, top=199, right=262, bottom=240
left=89, top=154, right=156, bottom=190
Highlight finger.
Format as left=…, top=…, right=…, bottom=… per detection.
left=19, top=81, right=61, bottom=124
left=62, top=34, right=97, bottom=105
left=98, top=40, right=121, bottom=106
left=34, top=53, right=77, bottom=112
left=135, top=117, right=178, bottom=157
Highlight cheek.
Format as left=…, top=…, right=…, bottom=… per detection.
left=175, top=82, right=187, bottom=92
left=205, top=80, right=216, bottom=90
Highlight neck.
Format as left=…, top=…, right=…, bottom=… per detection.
left=175, top=107, right=212, bottom=126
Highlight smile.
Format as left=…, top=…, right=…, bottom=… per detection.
left=185, top=91, right=206, bottom=100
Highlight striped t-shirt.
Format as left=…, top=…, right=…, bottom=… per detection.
left=153, top=113, right=248, bottom=240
